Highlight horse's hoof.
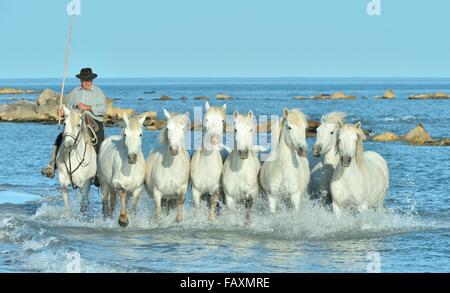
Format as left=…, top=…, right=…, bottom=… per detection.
left=118, top=216, right=129, bottom=228
left=176, top=216, right=183, bottom=223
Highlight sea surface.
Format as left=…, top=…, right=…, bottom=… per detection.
left=0, top=78, right=449, bottom=272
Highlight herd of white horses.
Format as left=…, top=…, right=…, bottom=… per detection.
left=56, top=102, right=389, bottom=227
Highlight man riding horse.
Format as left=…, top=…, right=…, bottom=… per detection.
left=41, top=68, right=106, bottom=186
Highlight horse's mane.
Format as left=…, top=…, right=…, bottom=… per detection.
left=341, top=124, right=366, bottom=168
left=206, top=106, right=226, bottom=117
left=158, top=127, right=169, bottom=145
left=277, top=109, right=308, bottom=143
left=323, top=112, right=346, bottom=124
left=67, top=109, right=93, bottom=147
left=158, top=112, right=189, bottom=146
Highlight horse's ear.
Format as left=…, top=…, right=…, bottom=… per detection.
left=138, top=113, right=147, bottom=126
left=248, top=111, right=253, bottom=119
left=222, top=103, right=227, bottom=111
left=320, top=115, right=325, bottom=123
left=355, top=121, right=362, bottom=129
left=283, top=107, right=289, bottom=118
left=184, top=111, right=190, bottom=121
left=338, top=120, right=343, bottom=128
left=63, top=106, right=71, bottom=117
left=233, top=111, right=239, bottom=120
left=205, top=101, right=210, bottom=111
left=163, top=109, right=171, bottom=119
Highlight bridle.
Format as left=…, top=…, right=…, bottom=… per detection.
left=62, top=116, right=89, bottom=189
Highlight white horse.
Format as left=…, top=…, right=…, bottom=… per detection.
left=309, top=112, right=346, bottom=205
left=330, top=122, right=389, bottom=216
left=145, top=109, right=191, bottom=223
left=56, top=106, right=97, bottom=214
left=190, top=101, right=226, bottom=220
left=260, top=108, right=310, bottom=214
left=221, top=110, right=261, bottom=222
left=98, top=113, right=147, bottom=227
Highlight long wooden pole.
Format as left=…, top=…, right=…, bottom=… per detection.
left=58, top=15, right=75, bottom=128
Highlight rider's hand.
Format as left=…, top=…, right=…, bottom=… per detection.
left=57, top=108, right=64, bottom=117
left=78, top=103, right=92, bottom=112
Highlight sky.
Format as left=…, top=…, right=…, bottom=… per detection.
left=1, top=0, right=449, bottom=78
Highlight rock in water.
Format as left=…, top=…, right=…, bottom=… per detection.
left=330, top=91, right=356, bottom=100
left=194, top=96, right=210, bottom=100
left=216, top=94, right=232, bottom=100
left=313, top=91, right=356, bottom=100
left=404, top=124, right=433, bottom=144
left=408, top=92, right=450, bottom=99
left=105, top=98, right=134, bottom=121
left=157, top=95, right=172, bottom=101
left=0, top=88, right=38, bottom=95
left=378, top=89, right=396, bottom=99
left=372, top=132, right=400, bottom=141
left=36, top=89, right=62, bottom=106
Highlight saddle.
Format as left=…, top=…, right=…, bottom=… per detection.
left=83, top=114, right=99, bottom=138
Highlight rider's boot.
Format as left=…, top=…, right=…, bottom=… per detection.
left=41, top=146, right=59, bottom=178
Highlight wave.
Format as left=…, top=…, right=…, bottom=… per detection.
left=383, top=115, right=416, bottom=122
left=0, top=192, right=447, bottom=272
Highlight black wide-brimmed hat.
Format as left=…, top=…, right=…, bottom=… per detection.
left=76, top=68, right=98, bottom=80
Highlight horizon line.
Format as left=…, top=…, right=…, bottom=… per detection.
left=2, top=76, right=450, bottom=80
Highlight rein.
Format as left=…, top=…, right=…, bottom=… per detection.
left=63, top=118, right=90, bottom=189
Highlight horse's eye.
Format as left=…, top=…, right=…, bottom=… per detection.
left=288, top=126, right=292, bottom=130
left=331, top=131, right=334, bottom=135
left=77, top=124, right=81, bottom=128
left=124, top=133, right=127, bottom=137
left=234, top=128, right=237, bottom=132
left=140, top=134, right=142, bottom=137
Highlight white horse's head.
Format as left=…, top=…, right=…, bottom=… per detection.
left=233, top=110, right=255, bottom=159
left=337, top=122, right=366, bottom=167
left=162, top=109, right=190, bottom=156
left=62, top=106, right=84, bottom=151
left=203, top=101, right=226, bottom=150
left=313, top=112, right=346, bottom=157
left=122, top=113, right=146, bottom=164
left=281, top=108, right=309, bottom=157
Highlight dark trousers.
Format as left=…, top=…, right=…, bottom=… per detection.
left=54, top=119, right=104, bottom=154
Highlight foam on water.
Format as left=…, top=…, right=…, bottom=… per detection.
left=29, top=191, right=442, bottom=241
left=1, top=192, right=445, bottom=273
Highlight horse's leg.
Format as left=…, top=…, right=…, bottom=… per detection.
left=109, top=190, right=117, bottom=218
left=80, top=181, right=90, bottom=214
left=192, top=186, right=201, bottom=209
left=291, top=192, right=301, bottom=213
left=62, top=185, right=69, bottom=216
left=268, top=195, right=276, bottom=215
left=208, top=190, right=219, bottom=221
left=225, top=195, right=235, bottom=210
left=118, top=189, right=129, bottom=227
left=333, top=202, right=342, bottom=218
left=101, top=185, right=110, bottom=220
left=245, top=197, right=254, bottom=225
left=130, top=187, right=142, bottom=218
left=153, top=190, right=162, bottom=223
left=176, top=191, right=186, bottom=223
